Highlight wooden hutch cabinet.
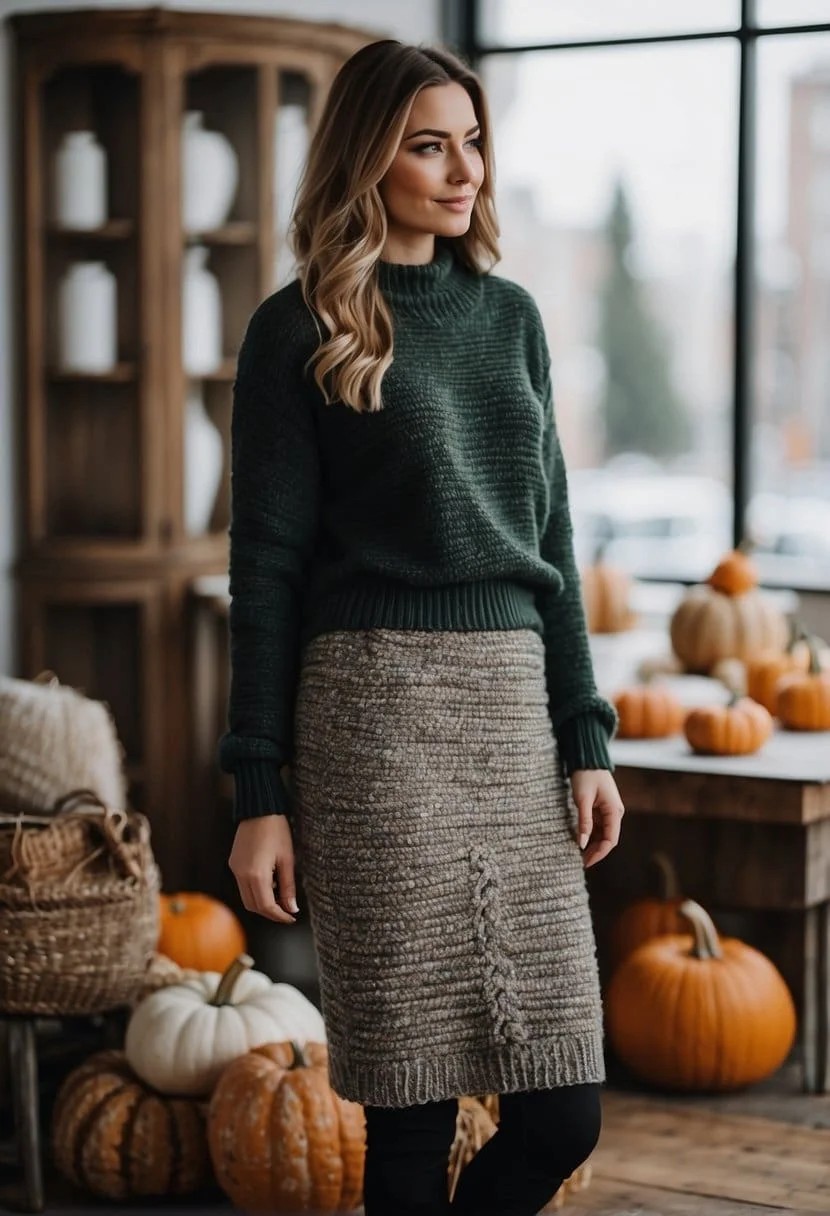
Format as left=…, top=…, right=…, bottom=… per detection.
left=9, top=8, right=373, bottom=889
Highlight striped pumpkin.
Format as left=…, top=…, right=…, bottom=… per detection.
left=51, top=1049, right=211, bottom=1200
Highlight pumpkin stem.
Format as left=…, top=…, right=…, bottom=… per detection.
left=211, top=953, right=255, bottom=1006
left=650, top=851, right=680, bottom=900
left=592, top=538, right=610, bottom=566
left=169, top=896, right=186, bottom=915
left=678, top=899, right=723, bottom=961
left=736, top=536, right=755, bottom=555
left=806, top=634, right=822, bottom=676
left=289, top=1039, right=307, bottom=1069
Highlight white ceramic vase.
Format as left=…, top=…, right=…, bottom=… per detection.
left=182, top=245, right=222, bottom=375
left=53, top=130, right=107, bottom=229
left=274, top=104, right=308, bottom=285
left=182, top=110, right=239, bottom=232
left=57, top=261, right=117, bottom=372
left=184, top=384, right=224, bottom=535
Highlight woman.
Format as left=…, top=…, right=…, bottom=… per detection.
left=218, top=39, right=625, bottom=1216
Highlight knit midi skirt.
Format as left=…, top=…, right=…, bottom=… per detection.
left=290, top=627, right=606, bottom=1109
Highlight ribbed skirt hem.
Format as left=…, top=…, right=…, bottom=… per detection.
left=328, top=1030, right=606, bottom=1109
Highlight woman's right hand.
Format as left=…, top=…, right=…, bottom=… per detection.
left=228, top=814, right=299, bottom=925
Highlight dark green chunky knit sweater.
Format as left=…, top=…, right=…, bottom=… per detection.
left=218, top=241, right=618, bottom=822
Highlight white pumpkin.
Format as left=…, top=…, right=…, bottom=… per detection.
left=124, top=953, right=326, bottom=1096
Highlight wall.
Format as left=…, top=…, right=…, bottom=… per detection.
left=0, top=0, right=443, bottom=675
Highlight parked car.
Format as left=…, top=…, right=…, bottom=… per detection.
left=569, top=468, right=732, bottom=581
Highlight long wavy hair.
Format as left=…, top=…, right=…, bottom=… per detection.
left=289, top=40, right=500, bottom=413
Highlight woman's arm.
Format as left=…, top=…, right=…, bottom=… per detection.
left=217, top=297, right=321, bottom=823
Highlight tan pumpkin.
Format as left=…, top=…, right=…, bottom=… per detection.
left=125, top=953, right=326, bottom=1096
left=709, top=656, right=747, bottom=697
left=683, top=694, right=773, bottom=756
left=158, top=891, right=247, bottom=972
left=51, top=1049, right=211, bottom=1200
left=605, top=899, right=797, bottom=1091
left=580, top=544, right=636, bottom=634
left=670, top=583, right=788, bottom=673
left=207, top=1039, right=365, bottom=1214
left=775, top=635, right=830, bottom=731
left=608, top=852, right=688, bottom=972
left=613, top=685, right=685, bottom=739
left=707, top=547, right=758, bottom=596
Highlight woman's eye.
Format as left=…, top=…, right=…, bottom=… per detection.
left=413, top=142, right=442, bottom=154
left=412, top=137, right=483, bottom=155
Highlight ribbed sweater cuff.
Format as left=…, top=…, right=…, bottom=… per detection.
left=556, top=712, right=615, bottom=775
left=232, top=760, right=291, bottom=823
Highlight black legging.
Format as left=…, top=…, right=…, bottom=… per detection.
left=362, top=1082, right=602, bottom=1216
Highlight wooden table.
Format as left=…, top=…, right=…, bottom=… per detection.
left=586, top=730, right=830, bottom=1094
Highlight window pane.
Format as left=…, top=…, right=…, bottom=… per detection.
left=757, top=1, right=830, bottom=28
left=482, top=41, right=737, bottom=580
left=749, top=33, right=830, bottom=586
left=479, top=0, right=740, bottom=46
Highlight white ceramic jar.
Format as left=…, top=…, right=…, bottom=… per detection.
left=57, top=261, right=117, bottom=372
left=53, top=130, right=107, bottom=229
left=181, top=110, right=239, bottom=232
left=183, top=383, right=224, bottom=535
left=182, top=245, right=222, bottom=375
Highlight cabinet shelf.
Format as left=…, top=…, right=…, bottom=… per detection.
left=47, top=219, right=135, bottom=241
left=185, top=221, right=258, bottom=246
left=47, top=363, right=137, bottom=383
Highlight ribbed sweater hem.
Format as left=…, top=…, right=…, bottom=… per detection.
left=327, top=1029, right=606, bottom=1108
left=299, top=576, right=547, bottom=648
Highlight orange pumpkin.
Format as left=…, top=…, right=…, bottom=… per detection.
left=609, top=852, right=689, bottom=971
left=580, top=544, right=636, bottom=634
left=51, top=1049, right=211, bottom=1200
left=613, top=686, right=685, bottom=739
left=158, top=892, right=246, bottom=972
left=683, top=694, right=773, bottom=756
left=605, top=899, right=797, bottom=1091
left=207, top=1040, right=365, bottom=1214
left=707, top=547, right=758, bottom=596
left=746, top=622, right=814, bottom=713
left=775, top=636, right=830, bottom=731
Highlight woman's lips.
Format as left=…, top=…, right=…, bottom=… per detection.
left=435, top=197, right=474, bottom=212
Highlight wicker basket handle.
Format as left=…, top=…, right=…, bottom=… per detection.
left=52, top=788, right=148, bottom=882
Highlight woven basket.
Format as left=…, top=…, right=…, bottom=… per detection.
left=0, top=788, right=161, bottom=1015
left=0, top=671, right=127, bottom=815
left=448, top=1094, right=593, bottom=1210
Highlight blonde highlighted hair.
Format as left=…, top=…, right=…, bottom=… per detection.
left=289, top=40, right=500, bottom=413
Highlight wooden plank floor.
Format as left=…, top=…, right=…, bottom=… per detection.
left=2, top=1058, right=828, bottom=1214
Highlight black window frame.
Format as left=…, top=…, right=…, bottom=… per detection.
left=442, top=0, right=830, bottom=591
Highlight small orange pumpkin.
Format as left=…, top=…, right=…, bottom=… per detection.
left=158, top=892, right=247, bottom=972
left=605, top=899, right=797, bottom=1091
left=609, top=851, right=689, bottom=972
left=51, top=1049, right=211, bottom=1200
left=613, top=685, right=685, bottom=739
left=683, top=693, right=773, bottom=756
left=775, top=636, right=830, bottom=731
left=746, top=622, right=814, bottom=713
left=207, top=1040, right=365, bottom=1214
left=707, top=546, right=758, bottom=596
left=580, top=543, right=636, bottom=634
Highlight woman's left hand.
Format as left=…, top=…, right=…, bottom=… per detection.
left=570, top=769, right=625, bottom=869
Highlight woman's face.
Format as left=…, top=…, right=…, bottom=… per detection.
left=379, top=81, right=485, bottom=258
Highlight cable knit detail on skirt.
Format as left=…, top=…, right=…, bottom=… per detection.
left=290, top=627, right=606, bottom=1108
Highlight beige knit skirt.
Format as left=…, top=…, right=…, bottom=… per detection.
left=290, top=627, right=606, bottom=1109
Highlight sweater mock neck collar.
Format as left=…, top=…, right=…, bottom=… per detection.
left=375, top=241, right=483, bottom=323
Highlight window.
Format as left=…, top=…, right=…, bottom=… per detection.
left=462, top=1, right=830, bottom=587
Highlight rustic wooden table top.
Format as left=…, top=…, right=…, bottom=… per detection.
left=609, top=730, right=830, bottom=825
